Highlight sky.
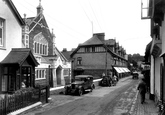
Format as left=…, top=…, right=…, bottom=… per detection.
left=12, top=0, right=151, bottom=56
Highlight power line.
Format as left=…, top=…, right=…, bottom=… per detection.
left=78, top=1, right=93, bottom=35
left=88, top=1, right=103, bottom=32
left=18, top=0, right=88, bottom=38
left=13, top=0, right=86, bottom=40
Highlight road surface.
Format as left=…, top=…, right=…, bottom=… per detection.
left=24, top=76, right=139, bottom=115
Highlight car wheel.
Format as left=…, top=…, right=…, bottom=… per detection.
left=92, top=84, right=95, bottom=89
left=90, top=85, right=93, bottom=92
left=64, top=89, right=68, bottom=95
left=78, top=89, right=83, bottom=96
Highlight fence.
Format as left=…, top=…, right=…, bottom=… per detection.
left=0, top=86, right=49, bottom=115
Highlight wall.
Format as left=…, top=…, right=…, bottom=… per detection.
left=0, top=0, right=22, bottom=62
left=154, top=57, right=161, bottom=101
left=73, top=52, right=113, bottom=78
left=73, top=52, right=113, bottom=69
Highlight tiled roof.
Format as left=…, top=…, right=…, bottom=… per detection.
left=61, top=51, right=73, bottom=61
left=104, top=39, right=116, bottom=45
left=0, top=48, right=39, bottom=66
left=6, top=0, right=25, bottom=25
left=79, top=35, right=103, bottom=46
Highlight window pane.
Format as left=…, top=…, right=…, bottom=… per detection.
left=0, top=28, right=2, bottom=45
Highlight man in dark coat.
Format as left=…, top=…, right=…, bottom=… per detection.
left=137, top=78, right=147, bottom=104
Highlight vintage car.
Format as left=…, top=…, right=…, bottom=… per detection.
left=100, top=76, right=112, bottom=87
left=64, top=75, right=95, bottom=96
left=132, top=71, right=139, bottom=79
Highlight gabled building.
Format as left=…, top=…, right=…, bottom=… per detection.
left=0, top=0, right=25, bottom=62
left=0, top=0, right=40, bottom=94
left=142, top=0, right=165, bottom=106
left=24, top=1, right=70, bottom=87
left=70, top=33, right=129, bottom=79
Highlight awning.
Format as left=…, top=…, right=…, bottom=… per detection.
left=114, top=67, right=130, bottom=73
left=114, top=67, right=123, bottom=73
left=118, top=67, right=125, bottom=73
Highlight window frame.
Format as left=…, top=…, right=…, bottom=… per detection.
left=77, top=57, right=82, bottom=65
left=0, top=18, right=5, bottom=48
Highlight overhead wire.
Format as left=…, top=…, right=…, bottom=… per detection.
left=88, top=0, right=103, bottom=32
left=14, top=0, right=88, bottom=38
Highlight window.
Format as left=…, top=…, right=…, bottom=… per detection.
left=85, top=47, right=90, bottom=52
left=34, top=42, right=37, bottom=53
left=92, top=47, right=95, bottom=52
left=25, top=35, right=29, bottom=48
left=64, top=69, right=69, bottom=76
left=0, top=18, right=5, bottom=48
left=35, top=69, right=46, bottom=79
left=77, top=57, right=82, bottom=65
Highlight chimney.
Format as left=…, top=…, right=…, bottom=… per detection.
left=37, top=0, right=43, bottom=15
left=62, top=48, right=67, bottom=52
left=93, top=33, right=105, bottom=41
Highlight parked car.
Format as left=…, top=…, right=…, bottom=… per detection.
left=100, top=76, right=112, bottom=87
left=64, top=75, right=95, bottom=96
left=132, top=71, right=139, bottom=79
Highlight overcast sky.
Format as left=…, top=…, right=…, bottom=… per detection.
left=12, top=0, right=151, bottom=55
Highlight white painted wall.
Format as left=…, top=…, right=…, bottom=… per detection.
left=161, top=15, right=165, bottom=55
left=0, top=0, right=22, bottom=62
left=155, top=57, right=161, bottom=100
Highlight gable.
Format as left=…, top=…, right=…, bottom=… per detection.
left=2, top=0, right=25, bottom=26
left=34, top=32, right=48, bottom=44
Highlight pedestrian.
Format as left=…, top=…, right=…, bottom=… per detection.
left=137, top=78, right=147, bottom=104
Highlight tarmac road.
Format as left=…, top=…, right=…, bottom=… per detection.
left=24, top=76, right=139, bottom=115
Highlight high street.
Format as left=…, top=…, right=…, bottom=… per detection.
left=23, top=76, right=139, bottom=115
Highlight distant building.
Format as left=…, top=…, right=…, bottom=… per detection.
left=70, top=33, right=129, bottom=79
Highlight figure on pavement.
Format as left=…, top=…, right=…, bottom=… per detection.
left=137, top=78, right=147, bottom=104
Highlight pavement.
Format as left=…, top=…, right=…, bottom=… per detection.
left=132, top=92, right=158, bottom=115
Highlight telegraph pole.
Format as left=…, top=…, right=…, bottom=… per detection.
left=105, top=46, right=107, bottom=76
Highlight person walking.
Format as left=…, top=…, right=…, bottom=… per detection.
left=137, top=78, right=147, bottom=104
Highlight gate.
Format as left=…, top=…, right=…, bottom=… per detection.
left=38, top=85, right=50, bottom=104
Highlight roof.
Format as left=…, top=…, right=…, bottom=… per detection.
left=79, top=35, right=104, bottom=46
left=104, top=39, right=116, bottom=46
left=61, top=51, right=73, bottom=61
left=6, top=0, right=25, bottom=26
left=0, top=48, right=39, bottom=66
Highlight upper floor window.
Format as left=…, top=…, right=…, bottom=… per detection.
left=34, top=42, right=48, bottom=55
left=22, top=34, right=29, bottom=48
left=85, top=47, right=90, bottom=52
left=0, top=18, right=5, bottom=48
left=77, top=57, right=82, bottom=65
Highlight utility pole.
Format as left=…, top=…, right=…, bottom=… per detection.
left=105, top=46, right=107, bottom=76
left=91, top=21, right=93, bottom=36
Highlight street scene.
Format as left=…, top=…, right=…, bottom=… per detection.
left=0, top=0, right=165, bottom=115
left=22, top=74, right=157, bottom=115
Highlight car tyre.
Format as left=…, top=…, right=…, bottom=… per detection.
left=78, top=88, right=83, bottom=96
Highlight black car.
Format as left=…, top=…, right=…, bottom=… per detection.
left=100, top=76, right=112, bottom=87
left=64, top=75, right=95, bottom=96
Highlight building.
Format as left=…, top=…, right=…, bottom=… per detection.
left=0, top=0, right=39, bottom=94
left=24, top=1, right=70, bottom=87
left=0, top=0, right=25, bottom=62
left=70, top=33, right=129, bottom=79
left=141, top=0, right=165, bottom=106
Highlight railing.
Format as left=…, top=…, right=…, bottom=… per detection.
left=0, top=88, right=40, bottom=115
